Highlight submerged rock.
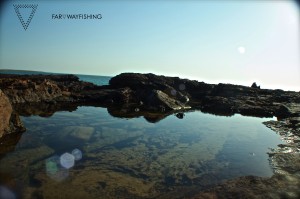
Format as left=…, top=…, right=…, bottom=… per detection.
left=68, top=126, right=94, bottom=141
left=191, top=174, right=300, bottom=199
left=58, top=126, right=94, bottom=141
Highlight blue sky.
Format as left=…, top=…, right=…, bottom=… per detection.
left=0, top=0, right=299, bottom=91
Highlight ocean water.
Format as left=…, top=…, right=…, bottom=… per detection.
left=77, top=74, right=110, bottom=86
left=0, top=73, right=283, bottom=198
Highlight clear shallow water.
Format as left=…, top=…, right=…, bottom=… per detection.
left=0, top=106, right=283, bottom=198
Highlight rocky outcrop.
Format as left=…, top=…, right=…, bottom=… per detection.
left=0, top=89, right=25, bottom=156
left=0, top=89, right=25, bottom=139
left=1, top=72, right=299, bottom=118
left=0, top=73, right=192, bottom=112
left=0, top=74, right=100, bottom=104
left=109, top=73, right=193, bottom=111
left=109, top=73, right=300, bottom=118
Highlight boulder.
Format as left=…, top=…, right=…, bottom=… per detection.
left=251, top=82, right=260, bottom=89
left=146, top=90, right=191, bottom=111
left=275, top=104, right=292, bottom=119
left=0, top=89, right=13, bottom=138
left=0, top=89, right=25, bottom=139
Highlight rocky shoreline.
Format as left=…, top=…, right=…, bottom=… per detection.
left=0, top=73, right=299, bottom=198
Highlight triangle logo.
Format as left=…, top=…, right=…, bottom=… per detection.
left=14, top=4, right=38, bottom=31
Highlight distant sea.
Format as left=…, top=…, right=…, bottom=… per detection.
left=0, top=70, right=111, bottom=86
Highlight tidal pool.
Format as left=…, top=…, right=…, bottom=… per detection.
left=0, top=106, right=283, bottom=198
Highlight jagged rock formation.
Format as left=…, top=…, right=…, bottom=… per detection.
left=0, top=74, right=99, bottom=103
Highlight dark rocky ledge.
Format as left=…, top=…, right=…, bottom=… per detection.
left=1, top=73, right=299, bottom=118
left=0, top=72, right=299, bottom=198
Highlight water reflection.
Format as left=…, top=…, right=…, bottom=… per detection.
left=13, top=102, right=237, bottom=122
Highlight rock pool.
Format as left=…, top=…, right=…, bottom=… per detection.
left=0, top=106, right=283, bottom=198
